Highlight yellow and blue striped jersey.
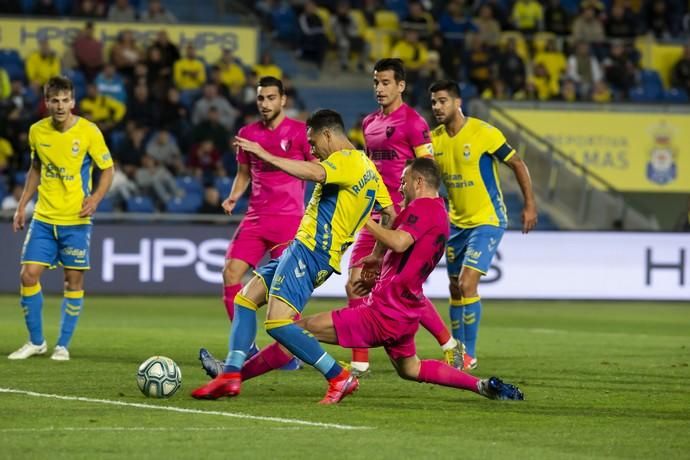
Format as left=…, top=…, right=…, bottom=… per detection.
left=29, top=116, right=113, bottom=225
left=295, top=149, right=392, bottom=271
left=432, top=117, right=515, bottom=228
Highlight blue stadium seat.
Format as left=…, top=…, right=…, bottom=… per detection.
left=126, top=196, right=156, bottom=213
left=175, top=176, right=203, bottom=195
left=271, top=4, right=299, bottom=43
left=663, top=88, right=689, bottom=103
left=20, top=0, right=35, bottom=13
left=383, top=0, right=408, bottom=19
left=234, top=195, right=249, bottom=214
left=165, top=193, right=202, bottom=213
left=0, top=49, right=22, bottom=67
left=54, top=0, right=72, bottom=14
left=14, top=171, right=27, bottom=185
left=629, top=86, right=657, bottom=103
left=214, top=176, right=232, bottom=198
left=3, top=63, right=25, bottom=82
left=109, top=129, right=127, bottom=153
left=96, top=196, right=115, bottom=212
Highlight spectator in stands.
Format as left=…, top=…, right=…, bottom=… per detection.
left=606, top=3, right=638, bottom=39
left=2, top=182, right=34, bottom=215
left=73, top=21, right=104, bottom=82
left=95, top=63, right=127, bottom=104
left=567, top=41, right=602, bottom=97
left=571, top=6, right=605, bottom=46
left=192, top=83, right=238, bottom=131
left=145, top=46, right=171, bottom=101
left=533, top=38, right=567, bottom=95
left=106, top=160, right=139, bottom=207
left=511, top=0, right=543, bottom=35
left=0, top=68, right=10, bottom=100
left=80, top=83, right=126, bottom=136
left=32, top=0, right=57, bottom=16
left=603, top=41, right=636, bottom=99
left=0, top=135, right=13, bottom=172
left=361, top=0, right=381, bottom=27
left=217, top=48, right=247, bottom=98
left=474, top=5, right=501, bottom=50
left=146, top=130, right=185, bottom=176
left=253, top=52, right=283, bottom=80
left=173, top=44, right=206, bottom=92
left=527, top=62, right=555, bottom=100
left=558, top=79, right=578, bottom=102
left=481, top=0, right=510, bottom=30
left=139, top=0, right=177, bottom=23
left=135, top=154, right=182, bottom=206
left=642, top=0, right=673, bottom=39
left=107, top=0, right=137, bottom=22
left=283, top=74, right=306, bottom=114
left=391, top=28, right=428, bottom=103
left=148, top=30, right=180, bottom=74
left=2, top=80, right=35, bottom=135
left=73, top=0, right=107, bottom=18
left=116, top=121, right=146, bottom=177
left=590, top=80, right=611, bottom=102
left=402, top=1, right=435, bottom=39
left=188, top=139, right=225, bottom=185
left=438, top=0, right=477, bottom=48
left=466, top=35, right=494, bottom=94
left=192, top=106, right=231, bottom=153
left=332, top=0, right=369, bottom=72
left=298, top=0, right=328, bottom=68
left=674, top=198, right=690, bottom=232
left=543, top=0, right=570, bottom=36
left=126, top=82, right=158, bottom=127
left=110, top=30, right=143, bottom=82
left=207, top=66, right=232, bottom=101
left=672, top=44, right=690, bottom=95
left=25, top=39, right=61, bottom=90
left=497, top=37, right=526, bottom=95
left=198, top=185, right=224, bottom=214
left=159, top=87, right=189, bottom=135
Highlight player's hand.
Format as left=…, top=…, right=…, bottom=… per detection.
left=351, top=267, right=379, bottom=297
left=522, top=205, right=538, bottom=233
left=233, top=136, right=268, bottom=159
left=12, top=207, right=26, bottom=232
left=79, top=196, right=99, bottom=217
left=221, top=197, right=237, bottom=214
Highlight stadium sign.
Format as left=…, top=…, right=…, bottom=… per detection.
left=1, top=224, right=688, bottom=300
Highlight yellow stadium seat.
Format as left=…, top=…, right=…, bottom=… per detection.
left=500, top=31, right=529, bottom=61
left=316, top=6, right=335, bottom=44
left=374, top=10, right=399, bottom=33
left=350, top=9, right=370, bottom=35
left=367, top=29, right=393, bottom=61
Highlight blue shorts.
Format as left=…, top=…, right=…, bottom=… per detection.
left=21, top=219, right=92, bottom=270
left=255, top=240, right=334, bottom=313
left=446, top=224, right=504, bottom=277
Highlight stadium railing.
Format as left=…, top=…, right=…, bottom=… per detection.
left=471, top=99, right=660, bottom=231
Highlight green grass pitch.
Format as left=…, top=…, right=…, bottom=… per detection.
left=1, top=295, right=688, bottom=459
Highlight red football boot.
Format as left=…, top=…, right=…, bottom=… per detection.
left=191, top=372, right=241, bottom=400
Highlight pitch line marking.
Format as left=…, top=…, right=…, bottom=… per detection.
left=0, top=426, right=302, bottom=433
left=0, top=388, right=371, bottom=431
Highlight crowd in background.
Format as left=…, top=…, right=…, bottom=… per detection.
left=1, top=0, right=689, bottom=215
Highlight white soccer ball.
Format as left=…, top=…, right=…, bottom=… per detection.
left=136, top=356, right=182, bottom=398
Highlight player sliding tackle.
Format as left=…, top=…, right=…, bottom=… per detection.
left=194, top=157, right=524, bottom=403
left=192, top=109, right=395, bottom=404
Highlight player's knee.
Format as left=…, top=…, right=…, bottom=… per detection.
left=394, top=359, right=420, bottom=381
left=448, top=280, right=461, bottom=300
left=20, top=267, right=40, bottom=287
left=64, top=274, right=84, bottom=291
left=223, top=265, right=244, bottom=285
left=458, top=278, right=478, bottom=299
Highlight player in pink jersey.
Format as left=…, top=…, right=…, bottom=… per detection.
left=218, top=158, right=524, bottom=403
left=202, top=76, right=313, bottom=373
left=346, top=58, right=462, bottom=375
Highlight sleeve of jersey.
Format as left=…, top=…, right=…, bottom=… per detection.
left=374, top=171, right=393, bottom=209
left=322, top=151, right=352, bottom=186
left=28, top=126, right=36, bottom=162
left=487, top=128, right=515, bottom=163
left=396, top=205, right=425, bottom=241
left=409, top=114, right=434, bottom=158
left=236, top=128, right=249, bottom=164
left=88, top=124, right=114, bottom=169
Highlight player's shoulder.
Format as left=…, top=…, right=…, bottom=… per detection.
left=469, top=117, right=502, bottom=135
left=75, top=117, right=104, bottom=136
left=237, top=121, right=261, bottom=137
left=283, top=117, right=306, bottom=129
left=401, top=103, right=425, bottom=120
left=431, top=124, right=447, bottom=139
left=30, top=116, right=53, bottom=132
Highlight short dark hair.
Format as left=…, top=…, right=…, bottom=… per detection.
left=257, top=76, right=284, bottom=95
left=306, top=109, right=345, bottom=134
left=406, top=157, right=441, bottom=190
left=428, top=79, right=462, bottom=98
left=44, top=76, right=74, bottom=98
left=374, top=58, right=406, bottom=82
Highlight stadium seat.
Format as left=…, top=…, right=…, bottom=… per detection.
left=374, top=10, right=399, bottom=33
left=3, top=62, right=25, bottom=82
left=175, top=176, right=203, bottom=195
left=14, top=171, right=27, bottom=185
left=165, top=193, right=202, bottom=213
left=663, top=88, right=689, bottom=103
left=629, top=86, right=658, bottom=103
left=383, top=0, right=408, bottom=19
left=233, top=195, right=249, bottom=214
left=125, top=196, right=156, bottom=213
left=271, top=4, right=299, bottom=43
left=96, top=196, right=115, bottom=212
left=499, top=31, right=529, bottom=61
left=0, top=49, right=22, bottom=67
left=214, top=176, right=232, bottom=199
left=316, top=7, right=335, bottom=44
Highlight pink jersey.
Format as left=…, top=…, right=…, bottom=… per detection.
left=237, top=117, right=314, bottom=218
left=368, top=197, right=449, bottom=321
left=362, top=103, right=432, bottom=209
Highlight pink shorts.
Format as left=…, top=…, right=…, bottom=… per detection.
left=332, top=304, right=420, bottom=360
left=349, top=226, right=376, bottom=269
left=226, top=215, right=302, bottom=268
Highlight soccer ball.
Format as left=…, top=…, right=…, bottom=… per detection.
left=136, top=356, right=182, bottom=398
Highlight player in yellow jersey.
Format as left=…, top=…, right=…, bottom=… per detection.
left=192, top=109, right=394, bottom=404
left=429, top=80, right=537, bottom=370
left=9, top=76, right=114, bottom=362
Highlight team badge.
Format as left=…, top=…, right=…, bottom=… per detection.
left=646, top=123, right=677, bottom=185
left=71, top=139, right=80, bottom=156
left=280, top=139, right=292, bottom=152
left=315, top=270, right=330, bottom=287
left=386, top=126, right=395, bottom=138
left=463, top=143, right=471, bottom=159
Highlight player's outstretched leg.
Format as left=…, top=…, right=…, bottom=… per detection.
left=419, top=298, right=464, bottom=368
left=477, top=376, right=524, bottom=401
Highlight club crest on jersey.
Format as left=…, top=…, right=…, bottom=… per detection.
left=386, top=126, right=395, bottom=138
left=463, top=144, right=471, bottom=159
left=71, top=140, right=80, bottom=156
left=280, top=139, right=292, bottom=152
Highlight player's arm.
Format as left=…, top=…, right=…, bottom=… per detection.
left=223, top=163, right=250, bottom=214
left=13, top=158, right=40, bottom=232
left=364, top=217, right=414, bottom=253
left=80, top=165, right=114, bottom=217
left=505, top=154, right=538, bottom=233
left=234, top=136, right=326, bottom=182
